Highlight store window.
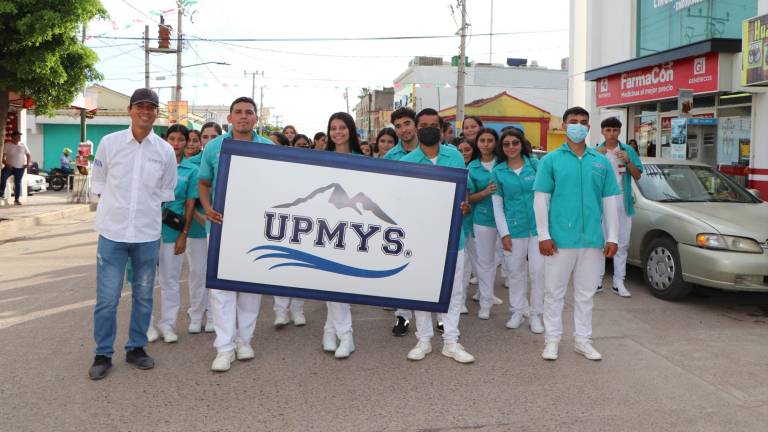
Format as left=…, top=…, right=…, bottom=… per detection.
left=637, top=0, right=757, bottom=57
left=633, top=104, right=658, bottom=158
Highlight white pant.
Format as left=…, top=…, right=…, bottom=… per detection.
left=274, top=296, right=304, bottom=314
left=185, top=237, right=208, bottom=322
left=601, top=197, right=632, bottom=284
left=211, top=289, right=262, bottom=353
left=158, top=242, right=183, bottom=330
left=324, top=302, right=352, bottom=336
left=496, top=236, right=509, bottom=279
left=462, top=234, right=478, bottom=291
left=394, top=308, right=413, bottom=320
left=415, top=250, right=465, bottom=343
left=503, top=236, right=544, bottom=316
left=473, top=224, right=499, bottom=309
left=543, top=248, right=603, bottom=343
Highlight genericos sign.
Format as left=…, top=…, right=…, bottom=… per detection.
left=207, top=140, right=467, bottom=313
left=596, top=53, right=719, bottom=107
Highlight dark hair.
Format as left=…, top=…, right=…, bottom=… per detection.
left=500, top=125, right=524, bottom=135
left=269, top=131, right=290, bottom=146
left=293, top=134, right=311, bottom=148
left=562, top=106, right=590, bottom=122
left=201, top=121, right=223, bottom=135
left=600, top=116, right=622, bottom=129
left=464, top=115, right=483, bottom=128
left=496, top=128, right=532, bottom=162
left=375, top=127, right=397, bottom=145
left=165, top=123, right=189, bottom=141
left=326, top=112, right=362, bottom=154
left=415, top=108, right=441, bottom=126
left=283, top=125, right=297, bottom=133
left=441, top=121, right=452, bottom=132
left=628, top=138, right=638, bottom=145
left=229, top=96, right=257, bottom=113
left=390, top=107, right=416, bottom=124
left=189, top=129, right=202, bottom=142
left=313, top=131, right=326, bottom=141
left=470, top=127, right=500, bottom=161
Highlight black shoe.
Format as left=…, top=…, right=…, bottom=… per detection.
left=14, top=200, right=21, bottom=206
left=392, top=316, right=410, bottom=337
left=126, top=347, right=155, bottom=370
left=436, top=321, right=444, bottom=333
left=596, top=285, right=603, bottom=293
left=88, top=355, right=112, bottom=380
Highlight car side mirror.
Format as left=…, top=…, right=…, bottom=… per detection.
left=747, top=188, right=761, bottom=200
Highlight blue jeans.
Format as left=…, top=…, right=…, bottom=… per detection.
left=0, top=167, right=24, bottom=200
left=94, top=235, right=160, bottom=357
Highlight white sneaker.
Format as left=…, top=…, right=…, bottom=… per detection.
left=407, top=340, right=432, bottom=361
left=204, top=318, right=215, bottom=333
left=529, top=314, right=544, bottom=334
left=504, top=279, right=510, bottom=288
left=146, top=325, right=159, bottom=343
left=574, top=340, right=602, bottom=360
left=334, top=332, right=355, bottom=359
left=188, top=320, right=202, bottom=334
left=211, top=350, right=235, bottom=372
left=235, top=341, right=255, bottom=361
left=469, top=275, right=478, bottom=285
left=290, top=310, right=306, bottom=326
left=493, top=295, right=503, bottom=305
left=542, top=341, right=559, bottom=360
left=441, top=342, right=475, bottom=363
left=505, top=311, right=525, bottom=329
left=477, top=308, right=490, bottom=320
left=159, top=326, right=178, bottom=343
left=274, top=310, right=290, bottom=327
left=461, top=304, right=469, bottom=314
left=612, top=282, right=632, bottom=298
left=322, top=330, right=338, bottom=352
left=472, top=291, right=479, bottom=301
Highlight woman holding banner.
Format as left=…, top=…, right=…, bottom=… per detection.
left=320, top=111, right=362, bottom=359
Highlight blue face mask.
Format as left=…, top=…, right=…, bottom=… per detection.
left=566, top=123, right=589, bottom=143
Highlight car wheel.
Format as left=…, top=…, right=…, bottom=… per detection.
left=50, top=176, right=66, bottom=191
left=643, top=237, right=692, bottom=300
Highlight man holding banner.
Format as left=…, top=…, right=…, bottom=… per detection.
left=400, top=108, right=475, bottom=364
left=198, top=96, right=274, bottom=372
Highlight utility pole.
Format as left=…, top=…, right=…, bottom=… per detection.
left=456, top=0, right=468, bottom=133
left=144, top=25, right=150, bottom=88
left=344, top=88, right=350, bottom=114
left=368, top=91, right=373, bottom=141
left=244, top=70, right=264, bottom=132
left=489, top=0, right=494, bottom=63
left=80, top=22, right=87, bottom=143
left=259, top=86, right=265, bottom=134
left=175, top=2, right=183, bottom=101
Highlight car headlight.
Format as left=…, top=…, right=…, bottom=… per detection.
left=696, top=233, right=763, bottom=253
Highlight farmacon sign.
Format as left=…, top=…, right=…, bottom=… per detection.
left=596, top=53, right=719, bottom=107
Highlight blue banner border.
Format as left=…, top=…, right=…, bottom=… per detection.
left=206, top=138, right=467, bottom=313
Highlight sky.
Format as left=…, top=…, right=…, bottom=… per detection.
left=88, top=0, right=569, bottom=134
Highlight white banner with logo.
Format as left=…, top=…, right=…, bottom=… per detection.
left=207, top=139, right=467, bottom=312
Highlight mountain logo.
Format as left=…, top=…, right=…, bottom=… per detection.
left=250, top=183, right=409, bottom=279
left=274, top=183, right=397, bottom=225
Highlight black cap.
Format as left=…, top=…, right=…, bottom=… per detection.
left=10, top=131, right=22, bottom=136
left=129, top=88, right=159, bottom=107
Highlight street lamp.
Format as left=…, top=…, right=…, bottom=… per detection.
left=176, top=61, right=230, bottom=101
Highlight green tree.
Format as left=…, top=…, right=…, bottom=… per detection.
left=0, top=0, right=106, bottom=162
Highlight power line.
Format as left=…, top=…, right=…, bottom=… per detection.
left=88, top=29, right=567, bottom=42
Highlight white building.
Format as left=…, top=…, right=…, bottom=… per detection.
left=569, top=0, right=768, bottom=195
left=392, top=57, right=568, bottom=120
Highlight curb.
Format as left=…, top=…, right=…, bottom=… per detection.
left=0, top=204, right=92, bottom=240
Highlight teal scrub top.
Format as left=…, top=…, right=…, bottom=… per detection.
left=467, top=158, right=498, bottom=227
left=382, top=140, right=415, bottom=160
left=533, top=143, right=621, bottom=249
left=183, top=152, right=207, bottom=239
left=161, top=158, right=203, bottom=243
left=400, top=144, right=467, bottom=251
left=492, top=157, right=539, bottom=239
left=595, top=141, right=644, bottom=216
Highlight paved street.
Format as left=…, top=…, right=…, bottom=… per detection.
left=1, top=214, right=767, bottom=432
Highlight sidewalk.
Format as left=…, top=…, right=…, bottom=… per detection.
left=0, top=190, right=91, bottom=240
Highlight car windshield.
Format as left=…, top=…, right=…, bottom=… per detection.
left=636, top=164, right=759, bottom=203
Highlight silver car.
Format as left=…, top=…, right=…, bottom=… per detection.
left=627, top=158, right=768, bottom=300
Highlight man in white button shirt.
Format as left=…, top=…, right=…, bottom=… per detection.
left=88, top=88, right=178, bottom=380
left=1, top=131, right=31, bottom=205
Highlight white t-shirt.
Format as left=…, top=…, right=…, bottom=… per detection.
left=3, top=142, right=30, bottom=168
left=605, top=147, right=626, bottom=193
left=513, top=167, right=523, bottom=175
left=428, top=156, right=438, bottom=164
left=481, top=160, right=494, bottom=171
left=92, top=128, right=178, bottom=243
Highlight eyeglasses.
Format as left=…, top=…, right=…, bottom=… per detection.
left=502, top=139, right=521, bottom=147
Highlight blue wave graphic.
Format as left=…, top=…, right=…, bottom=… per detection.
left=248, top=245, right=408, bottom=279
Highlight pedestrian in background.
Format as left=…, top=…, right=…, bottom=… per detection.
left=88, top=88, right=177, bottom=380
left=200, top=122, right=222, bottom=148
left=1, top=131, right=31, bottom=205
left=313, top=132, right=327, bottom=150
left=282, top=125, right=297, bottom=145
left=374, top=127, right=397, bottom=158
left=292, top=134, right=312, bottom=149
left=269, top=131, right=290, bottom=147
